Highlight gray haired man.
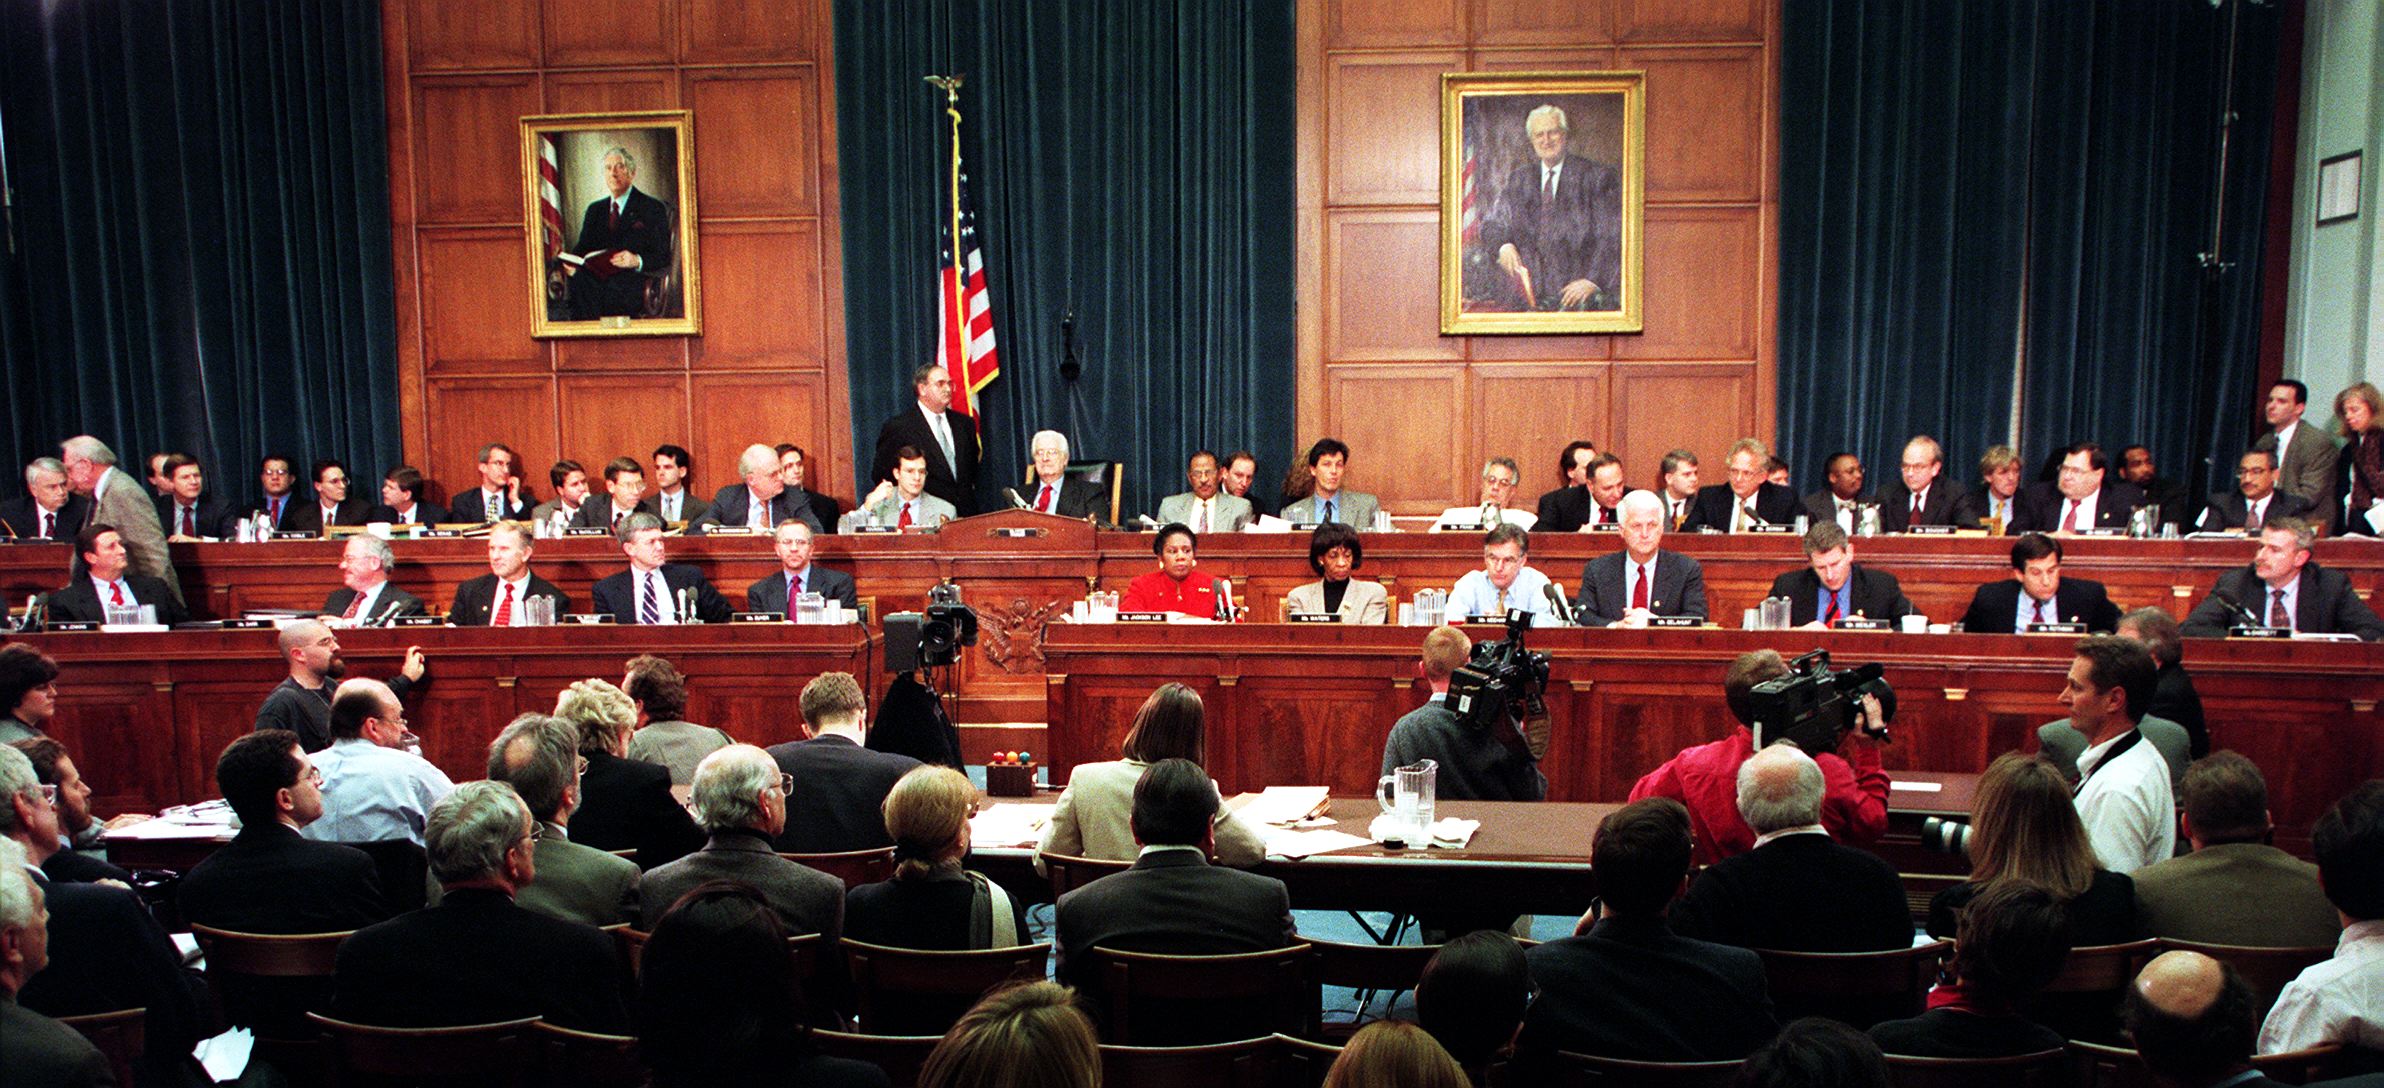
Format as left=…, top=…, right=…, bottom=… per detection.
left=634, top=744, right=843, bottom=937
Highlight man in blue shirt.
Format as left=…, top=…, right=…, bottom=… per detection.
left=301, top=679, right=454, bottom=847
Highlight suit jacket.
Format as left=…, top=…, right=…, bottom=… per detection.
left=1054, top=850, right=1294, bottom=999
left=509, top=823, right=639, bottom=927
left=1574, top=550, right=1709, bottom=626
left=330, top=886, right=627, bottom=1033
left=1948, top=487, right=2021, bottom=533
left=859, top=491, right=958, bottom=528
left=746, top=565, right=860, bottom=613
left=283, top=497, right=371, bottom=535
left=1667, top=833, right=1914, bottom=953
left=18, top=872, right=214, bottom=1086
left=0, top=494, right=87, bottom=540
left=572, top=749, right=705, bottom=868
left=651, top=489, right=715, bottom=525
left=569, top=497, right=657, bottom=531
left=246, top=491, right=307, bottom=532
left=1281, top=578, right=1389, bottom=623
left=692, top=483, right=822, bottom=534
left=448, top=572, right=570, bottom=625
left=635, top=827, right=845, bottom=937
left=2131, top=842, right=2343, bottom=948
left=1023, top=476, right=1107, bottom=521
left=446, top=488, right=528, bottom=524
left=1875, top=479, right=1968, bottom=532
left=2258, top=423, right=2343, bottom=525
left=2012, top=481, right=2144, bottom=534
left=156, top=494, right=240, bottom=539
left=321, top=584, right=427, bottom=622
left=1156, top=491, right=1254, bottom=532
left=1036, top=759, right=1269, bottom=868
left=872, top=404, right=981, bottom=516
left=0, top=998, right=113, bottom=1088
left=176, top=822, right=389, bottom=1035
left=2181, top=561, right=2384, bottom=640
left=567, top=187, right=673, bottom=319
left=1280, top=490, right=1382, bottom=528
left=2195, top=489, right=2314, bottom=532
left=1518, top=916, right=1778, bottom=1063
left=1683, top=481, right=1798, bottom=532
left=2149, top=661, right=2208, bottom=760
left=1958, top=576, right=2122, bottom=633
left=590, top=563, right=732, bottom=624
left=766, top=734, right=922, bottom=854
left=1766, top=565, right=1913, bottom=626
left=1479, top=152, right=1623, bottom=306
left=1535, top=485, right=1596, bottom=533
left=365, top=499, right=452, bottom=526
left=76, top=469, right=180, bottom=604
left=47, top=573, right=189, bottom=625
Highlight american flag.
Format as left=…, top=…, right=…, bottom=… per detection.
left=937, top=157, right=999, bottom=423
left=1460, top=141, right=1481, bottom=244
left=537, top=135, right=565, bottom=259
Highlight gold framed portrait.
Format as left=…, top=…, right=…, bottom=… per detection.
left=521, top=110, right=702, bottom=338
left=1440, top=72, right=1645, bottom=335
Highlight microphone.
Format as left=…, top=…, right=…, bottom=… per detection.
left=368, top=596, right=406, bottom=628
left=2210, top=589, right=2262, bottom=628
left=1541, top=581, right=1572, bottom=626
left=1058, top=308, right=1082, bottom=381
left=1003, top=487, right=1031, bottom=511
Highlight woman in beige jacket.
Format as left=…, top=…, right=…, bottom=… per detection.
left=1036, top=682, right=1267, bottom=867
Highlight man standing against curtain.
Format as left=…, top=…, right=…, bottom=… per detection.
left=1481, top=104, right=1621, bottom=312
left=871, top=364, right=980, bottom=516
left=2254, top=380, right=2341, bottom=527
left=59, top=436, right=181, bottom=606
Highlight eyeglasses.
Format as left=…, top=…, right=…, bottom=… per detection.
left=575, top=757, right=590, bottom=778
left=35, top=784, right=57, bottom=806
left=519, top=824, right=545, bottom=848
left=305, top=768, right=325, bottom=788
left=776, top=773, right=795, bottom=796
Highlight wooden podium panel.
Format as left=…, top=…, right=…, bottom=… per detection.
left=1042, top=624, right=2384, bottom=851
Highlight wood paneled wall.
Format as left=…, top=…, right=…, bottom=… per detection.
left=1296, top=0, right=1780, bottom=511
left=382, top=0, right=847, bottom=503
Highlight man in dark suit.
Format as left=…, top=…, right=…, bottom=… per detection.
left=747, top=521, right=858, bottom=614
left=566, top=146, right=673, bottom=320
left=570, top=456, right=659, bottom=532
left=1519, top=797, right=1777, bottom=1066
left=0, top=840, right=115, bottom=1088
left=1949, top=444, right=2024, bottom=533
left=692, top=444, right=819, bottom=533
left=1667, top=744, right=1912, bottom=953
left=649, top=443, right=712, bottom=524
left=1556, top=453, right=1628, bottom=531
left=247, top=453, right=305, bottom=531
left=1478, top=104, right=1622, bottom=312
left=450, top=521, right=571, bottom=625
left=13, top=738, right=136, bottom=885
left=1576, top=489, right=1709, bottom=626
left=2255, top=380, right=2342, bottom=527
left=871, top=363, right=980, bottom=517
left=2014, top=442, right=2145, bottom=533
left=1055, top=758, right=1295, bottom=1041
left=2196, top=449, right=2314, bottom=532
left=1533, top=441, right=1601, bottom=531
left=284, top=458, right=371, bottom=535
left=1799, top=452, right=1873, bottom=532
left=330, top=781, right=629, bottom=1032
left=565, top=680, right=704, bottom=869
left=765, top=672, right=920, bottom=854
left=365, top=465, right=450, bottom=526
left=775, top=444, right=847, bottom=529
left=591, top=514, right=732, bottom=624
left=1684, top=438, right=1798, bottom=531
left=2, top=458, right=87, bottom=541
left=2181, top=516, right=2384, bottom=640
left=321, top=535, right=426, bottom=623
left=1958, top=532, right=2123, bottom=634
left=636, top=744, right=844, bottom=935
left=1767, top=522, right=1912, bottom=628
left=178, top=730, right=390, bottom=1036
left=1876, top=435, right=1968, bottom=532
left=448, top=443, right=530, bottom=524
left=2120, top=444, right=2195, bottom=529
left=47, top=525, right=189, bottom=624
left=155, top=453, right=238, bottom=539
left=2116, top=607, right=2207, bottom=759
left=1022, top=430, right=1107, bottom=520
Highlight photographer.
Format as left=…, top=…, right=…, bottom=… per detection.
left=1381, top=626, right=1546, bottom=803
left=1628, top=650, right=1887, bottom=867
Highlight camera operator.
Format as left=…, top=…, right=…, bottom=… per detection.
left=1382, top=626, right=1546, bottom=803
left=1628, top=649, right=1888, bottom=867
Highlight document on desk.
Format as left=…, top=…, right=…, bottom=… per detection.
left=969, top=803, right=1054, bottom=848
left=1239, top=786, right=1331, bottom=825
left=109, top=804, right=236, bottom=839
left=1264, top=828, right=1374, bottom=859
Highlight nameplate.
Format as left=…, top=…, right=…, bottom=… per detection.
left=850, top=525, right=902, bottom=534
left=1290, top=522, right=1323, bottom=532
left=992, top=527, right=1045, bottom=538
left=1287, top=612, right=1342, bottom=624
left=44, top=621, right=99, bottom=632
left=563, top=527, right=611, bottom=537
left=391, top=615, right=443, bottom=628
left=1906, top=525, right=1958, bottom=535
left=563, top=614, right=616, bottom=625
left=2077, top=528, right=2127, bottom=537
left=270, top=531, right=317, bottom=541
left=0, top=538, right=63, bottom=546
left=2025, top=622, right=2086, bottom=635
left=2227, top=625, right=2290, bottom=639
left=1585, top=522, right=1621, bottom=532
left=1464, top=614, right=1508, bottom=624
left=1834, top=617, right=1892, bottom=631
left=703, top=525, right=761, bottom=536
left=1648, top=615, right=1701, bottom=628
left=221, top=618, right=277, bottom=629
left=731, top=612, right=786, bottom=624
left=413, top=528, right=460, bottom=538
left=1745, top=524, right=1797, bottom=534
left=1116, top=611, right=1170, bottom=623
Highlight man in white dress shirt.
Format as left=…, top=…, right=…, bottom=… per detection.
left=2059, top=636, right=2174, bottom=874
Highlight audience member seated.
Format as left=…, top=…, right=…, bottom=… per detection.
left=746, top=520, right=859, bottom=615
left=330, top=781, right=628, bottom=1032
left=1871, top=879, right=2070, bottom=1058
left=0, top=644, right=59, bottom=745
left=1118, top=522, right=1234, bottom=618
left=1667, top=744, right=1912, bottom=952
left=1155, top=449, right=1253, bottom=533
left=1324, top=1019, right=1473, bottom=1088
left=1435, top=456, right=1541, bottom=532
left=1444, top=523, right=1560, bottom=625
left=1926, top=753, right=2137, bottom=944
left=590, top=513, right=733, bottom=624
left=1418, top=930, right=1534, bottom=1087
left=846, top=765, right=1026, bottom=949
left=1517, top=797, right=1778, bottom=1065
left=636, top=881, right=887, bottom=1088
left=1767, top=521, right=1914, bottom=628
left=1630, top=650, right=1888, bottom=867
left=1574, top=489, right=1710, bottom=627
left=2134, top=752, right=2341, bottom=947
left=1280, top=437, right=1382, bottom=528
left=47, top=524, right=188, bottom=624
left=919, top=981, right=1099, bottom=1088
left=1742, top=1018, right=1890, bottom=1088
left=569, top=456, right=656, bottom=532
left=2259, top=780, right=2384, bottom=1058
left=0, top=836, right=114, bottom=1088
left=1877, top=435, right=1966, bottom=533
left=1949, top=444, right=2023, bottom=532
left=2117, top=607, right=2208, bottom=759
left=13, top=738, right=138, bottom=884
left=1283, top=521, right=1389, bottom=622
left=252, top=619, right=426, bottom=753
left=1800, top=452, right=1873, bottom=533
left=2130, top=951, right=2283, bottom=1088
left=621, top=654, right=731, bottom=785
left=2058, top=636, right=2176, bottom=873
left=1382, top=625, right=1547, bottom=802
left=1054, top=759, right=1295, bottom=1038
left=5, top=745, right=214, bottom=1088
left=1958, top=532, right=2123, bottom=633
left=2198, top=449, right=2314, bottom=532
left=300, top=679, right=454, bottom=849
left=768, top=671, right=921, bottom=854
left=321, top=534, right=425, bottom=624
left=554, top=678, right=704, bottom=868
left=366, top=464, right=449, bottom=526
left=1683, top=437, right=1798, bottom=532
left=448, top=520, right=570, bottom=625
left=448, top=443, right=528, bottom=524
left=638, top=744, right=843, bottom=938
left=2014, top=442, right=2145, bottom=534
left=2182, top=517, right=2384, bottom=640
left=1038, top=682, right=1266, bottom=867
left=481, top=713, right=637, bottom=926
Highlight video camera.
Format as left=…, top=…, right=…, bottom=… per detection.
left=1446, top=610, right=1553, bottom=758
left=1746, top=648, right=1895, bottom=756
left=886, top=583, right=980, bottom=671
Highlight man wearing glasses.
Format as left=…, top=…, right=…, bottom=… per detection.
left=2015, top=442, right=2145, bottom=535
left=484, top=714, right=637, bottom=927
left=249, top=454, right=303, bottom=531
left=300, top=679, right=454, bottom=849
left=1436, top=456, right=1542, bottom=532
left=634, top=744, right=844, bottom=938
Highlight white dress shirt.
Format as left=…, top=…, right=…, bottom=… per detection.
left=2073, top=729, right=2176, bottom=874
left=1446, top=566, right=1556, bottom=626
left=490, top=572, right=534, bottom=626
left=2059, top=492, right=2102, bottom=531
left=2259, top=919, right=2384, bottom=1055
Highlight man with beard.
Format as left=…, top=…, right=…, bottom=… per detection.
left=253, top=620, right=427, bottom=753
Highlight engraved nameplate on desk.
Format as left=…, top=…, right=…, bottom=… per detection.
left=2227, top=625, right=2290, bottom=639
left=1746, top=524, right=1797, bottom=534
left=702, top=526, right=760, bottom=536
left=563, top=527, right=611, bottom=537
left=1648, top=615, right=1701, bottom=628
left=2025, top=622, right=2086, bottom=635
left=270, top=531, right=318, bottom=541
left=850, top=526, right=902, bottom=534
left=392, top=615, right=443, bottom=628
left=1290, top=522, right=1322, bottom=531
left=563, top=614, right=616, bottom=625
left=1116, top=611, right=1170, bottom=623
left=2077, top=528, right=2127, bottom=537
left=1585, top=522, right=1622, bottom=532
left=1834, top=617, right=1892, bottom=631
left=413, top=529, right=460, bottom=538
left=992, top=527, right=1044, bottom=538
left=221, top=618, right=277, bottom=629
left=1906, top=525, right=1958, bottom=535
left=44, top=621, right=99, bottom=632
left=731, top=612, right=786, bottom=624
left=1287, top=612, right=1342, bottom=623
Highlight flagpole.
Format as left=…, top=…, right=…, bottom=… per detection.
left=926, top=74, right=970, bottom=416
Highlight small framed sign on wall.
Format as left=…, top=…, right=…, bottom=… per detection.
left=2317, top=151, right=2362, bottom=226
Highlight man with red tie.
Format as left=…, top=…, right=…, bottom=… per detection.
left=857, top=448, right=956, bottom=530
left=1876, top=436, right=1966, bottom=533
left=321, top=535, right=425, bottom=625
left=2013, top=442, right=2144, bottom=535
left=746, top=520, right=858, bottom=614
left=45, top=525, right=188, bottom=624
left=2180, top=516, right=2384, bottom=640
left=449, top=522, right=570, bottom=626
left=0, top=458, right=87, bottom=541
left=249, top=454, right=303, bottom=531
left=157, top=455, right=237, bottom=540
left=1574, top=490, right=1709, bottom=627
left=1023, top=430, right=1104, bottom=520
left=570, top=457, right=657, bottom=532
left=1765, top=522, right=1913, bottom=629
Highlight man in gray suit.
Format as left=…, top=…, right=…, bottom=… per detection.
left=634, top=744, right=843, bottom=937
left=1576, top=490, right=1708, bottom=627
left=59, top=435, right=181, bottom=605
left=855, top=447, right=957, bottom=529
left=1155, top=450, right=1253, bottom=533
left=484, top=713, right=637, bottom=927
left=2254, top=380, right=2341, bottom=526
left=1281, top=437, right=1382, bottom=528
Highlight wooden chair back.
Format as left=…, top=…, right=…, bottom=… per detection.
left=2025, top=937, right=2159, bottom=1043
left=842, top=939, right=1052, bottom=1035
left=1548, top=1051, right=1745, bottom=1087
left=777, top=846, right=897, bottom=891
left=1274, top=1033, right=1346, bottom=1088
left=1039, top=851, right=1132, bottom=897
left=530, top=1020, right=644, bottom=1088
left=1754, top=939, right=1952, bottom=1028
left=1307, top=936, right=1443, bottom=993
left=1097, top=1034, right=1288, bottom=1088
left=2067, top=1040, right=2343, bottom=1088
left=1882, top=1048, right=2067, bottom=1088
left=2153, top=938, right=2333, bottom=1017
left=305, top=1012, right=539, bottom=1087
left=1091, top=943, right=1317, bottom=1046
left=56, top=1006, right=146, bottom=1088
left=814, top=1029, right=941, bottom=1088
left=190, top=923, right=350, bottom=977
left=613, top=927, right=821, bottom=982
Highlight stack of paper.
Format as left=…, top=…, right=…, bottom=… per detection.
left=1239, top=786, right=1331, bottom=825
left=1264, top=828, right=1374, bottom=859
left=969, top=803, right=1054, bottom=848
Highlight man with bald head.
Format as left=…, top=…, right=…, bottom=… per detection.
left=302, top=679, right=455, bottom=848
left=1877, top=436, right=1965, bottom=532
left=2127, top=952, right=2286, bottom=1088
left=254, top=620, right=426, bottom=752
left=1667, top=744, right=1912, bottom=953
left=693, top=443, right=815, bottom=533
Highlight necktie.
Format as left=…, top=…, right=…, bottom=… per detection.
left=1600, top=505, right=1614, bottom=525
left=1670, top=500, right=1685, bottom=531
left=323, top=504, right=338, bottom=528
left=898, top=502, right=914, bottom=529
left=662, top=493, right=677, bottom=520
left=1322, top=498, right=1337, bottom=524
left=609, top=200, right=620, bottom=231
left=1496, top=587, right=1507, bottom=613
left=932, top=414, right=956, bottom=473
left=1632, top=565, right=1650, bottom=610
left=270, top=497, right=284, bottom=524
left=1910, top=494, right=1923, bottom=524
left=109, top=581, right=126, bottom=608
left=483, top=491, right=501, bottom=522
left=39, top=510, right=52, bottom=538
left=641, top=572, right=662, bottom=624
left=1823, top=589, right=1840, bottom=626
left=2269, top=589, right=2288, bottom=629
left=749, top=492, right=768, bottom=530
left=613, top=510, right=627, bottom=531
left=180, top=507, right=195, bottom=537
left=1542, top=167, right=1556, bottom=199
left=1037, top=484, right=1054, bottom=513
left=793, top=571, right=805, bottom=598
left=2064, top=500, right=2083, bottom=533
left=2249, top=499, right=2265, bottom=528
left=342, top=592, right=363, bottom=620
left=2033, top=598, right=2049, bottom=626
left=494, top=583, right=514, bottom=626
left=1196, top=501, right=1209, bottom=533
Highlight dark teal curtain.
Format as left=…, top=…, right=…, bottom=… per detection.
left=0, top=0, right=399, bottom=504
left=1780, top=0, right=2282, bottom=500
left=834, top=0, right=1297, bottom=516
